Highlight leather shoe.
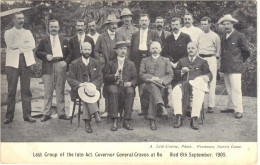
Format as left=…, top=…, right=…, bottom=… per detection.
left=94, top=112, right=101, bottom=123
left=24, top=116, right=36, bottom=123
left=100, top=112, right=108, bottom=118
left=174, top=114, right=183, bottom=128
left=111, top=118, right=118, bottom=131
left=138, top=112, right=145, bottom=116
left=150, top=119, right=157, bottom=130
left=59, top=115, right=70, bottom=120
left=41, top=115, right=51, bottom=122
left=235, top=112, right=243, bottom=119
left=207, top=107, right=214, bottom=113
left=4, top=118, right=13, bottom=124
left=123, top=120, right=133, bottom=130
left=190, top=117, right=199, bottom=130
left=220, top=109, right=234, bottom=113
left=158, top=104, right=168, bottom=120
left=85, top=121, right=93, bottom=133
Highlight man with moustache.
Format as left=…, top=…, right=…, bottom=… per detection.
left=155, top=16, right=171, bottom=49
left=36, top=19, right=72, bottom=122
left=139, top=41, right=173, bottom=130
left=172, top=42, right=212, bottom=130
left=217, top=14, right=250, bottom=119
left=69, top=19, right=95, bottom=62
left=94, top=14, right=121, bottom=118
left=116, top=8, right=138, bottom=46
left=180, top=13, right=203, bottom=44
left=197, top=16, right=221, bottom=113
left=4, top=12, right=36, bottom=124
left=163, top=17, right=191, bottom=71
left=67, top=42, right=103, bottom=133
left=87, top=20, right=100, bottom=45
left=129, top=14, right=161, bottom=117
left=104, top=41, right=138, bottom=131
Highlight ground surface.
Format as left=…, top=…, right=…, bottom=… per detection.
left=1, top=75, right=257, bottom=142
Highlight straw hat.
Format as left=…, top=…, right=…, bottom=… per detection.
left=114, top=41, right=128, bottom=49
left=120, top=8, right=133, bottom=18
left=189, top=76, right=209, bottom=92
left=218, top=14, right=238, bottom=24
left=78, top=83, right=100, bottom=103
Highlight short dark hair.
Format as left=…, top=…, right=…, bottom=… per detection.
left=201, top=16, right=211, bottom=24
left=49, top=19, right=59, bottom=25
left=76, top=19, right=85, bottom=24
left=171, top=17, right=182, bottom=24
left=13, top=12, right=24, bottom=19
left=140, top=14, right=149, bottom=20
left=184, top=12, right=194, bottom=19
left=88, top=19, right=96, bottom=25
left=155, top=16, right=164, bottom=21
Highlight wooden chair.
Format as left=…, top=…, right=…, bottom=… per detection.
left=70, top=98, right=81, bottom=127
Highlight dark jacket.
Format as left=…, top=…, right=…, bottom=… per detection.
left=175, top=56, right=212, bottom=83
left=67, top=57, right=103, bottom=101
left=162, top=32, right=191, bottom=63
left=159, top=30, right=171, bottom=49
left=94, top=31, right=117, bottom=67
left=129, top=29, right=161, bottom=69
left=68, top=34, right=95, bottom=62
left=104, top=58, right=138, bottom=87
left=139, top=56, right=173, bottom=86
left=35, top=35, right=72, bottom=75
left=220, top=30, right=250, bottom=73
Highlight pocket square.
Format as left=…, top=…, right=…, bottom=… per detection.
left=64, top=45, right=67, bottom=47
left=94, top=68, right=96, bottom=71
left=232, top=43, right=235, bottom=44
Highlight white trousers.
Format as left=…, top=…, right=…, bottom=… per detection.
left=224, top=73, right=243, bottom=113
left=203, top=56, right=217, bottom=108
left=172, top=85, right=205, bottom=118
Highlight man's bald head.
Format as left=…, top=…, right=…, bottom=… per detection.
left=150, top=41, right=162, bottom=56
left=81, top=42, right=92, bottom=59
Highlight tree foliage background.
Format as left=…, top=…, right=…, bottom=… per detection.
left=0, top=0, right=257, bottom=97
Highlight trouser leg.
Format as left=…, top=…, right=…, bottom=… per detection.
left=138, top=83, right=146, bottom=114
left=172, top=85, right=183, bottom=115
left=224, top=73, right=233, bottom=109
left=191, top=87, right=205, bottom=118
left=123, top=87, right=135, bottom=119
left=147, top=83, right=164, bottom=105
left=146, top=93, right=157, bottom=120
left=229, top=74, right=243, bottom=113
left=54, top=61, right=67, bottom=116
left=107, top=85, right=119, bottom=118
left=205, top=57, right=217, bottom=108
left=19, top=54, right=32, bottom=118
left=5, top=67, right=19, bottom=119
left=82, top=102, right=99, bottom=120
left=42, top=74, right=54, bottom=116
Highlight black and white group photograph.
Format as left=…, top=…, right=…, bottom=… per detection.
left=0, top=0, right=257, bottom=143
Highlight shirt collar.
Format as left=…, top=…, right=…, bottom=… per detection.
left=189, top=55, right=198, bottom=61
left=226, top=29, right=234, bottom=37
left=117, top=56, right=125, bottom=61
left=108, top=29, right=115, bottom=35
left=78, top=32, right=85, bottom=38
left=152, top=54, right=160, bottom=60
left=173, top=31, right=181, bottom=37
left=82, top=56, right=89, bottom=66
left=140, top=28, right=148, bottom=33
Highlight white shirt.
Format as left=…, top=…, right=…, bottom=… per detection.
left=108, top=29, right=115, bottom=40
left=87, top=32, right=100, bottom=44
left=117, top=56, right=125, bottom=70
left=4, top=27, right=36, bottom=68
left=50, top=35, right=63, bottom=58
left=78, top=32, right=85, bottom=44
left=173, top=31, right=181, bottom=40
left=152, top=55, right=160, bottom=60
left=226, top=29, right=234, bottom=39
left=139, top=28, right=148, bottom=51
left=181, top=25, right=203, bottom=43
left=189, top=55, right=197, bottom=62
left=82, top=56, right=89, bottom=66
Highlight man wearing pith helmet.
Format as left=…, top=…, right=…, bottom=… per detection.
left=217, top=14, right=250, bottom=119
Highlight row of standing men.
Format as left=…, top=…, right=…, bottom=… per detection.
left=3, top=9, right=250, bottom=133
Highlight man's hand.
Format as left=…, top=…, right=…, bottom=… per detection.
left=200, top=75, right=210, bottom=82
left=79, top=82, right=90, bottom=87
left=171, top=62, right=178, bottom=69
left=124, top=82, right=132, bottom=87
left=46, top=54, right=53, bottom=61
left=181, top=67, right=190, bottom=73
left=151, top=76, right=163, bottom=84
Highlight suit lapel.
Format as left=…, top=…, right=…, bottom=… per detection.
left=74, top=35, right=80, bottom=49
left=147, top=29, right=152, bottom=46
left=226, top=30, right=236, bottom=40
left=59, top=35, right=64, bottom=49
left=112, top=58, right=118, bottom=70
left=123, top=59, right=129, bottom=70
left=136, top=30, right=140, bottom=47
left=47, top=36, right=52, bottom=53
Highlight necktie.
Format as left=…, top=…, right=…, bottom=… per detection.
left=190, top=57, right=194, bottom=62
left=79, top=35, right=82, bottom=53
left=118, top=60, right=123, bottom=70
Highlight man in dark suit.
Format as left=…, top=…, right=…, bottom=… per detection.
left=36, top=19, right=72, bottom=122
left=129, top=14, right=161, bottom=116
left=218, top=14, right=250, bottom=119
left=104, top=41, right=138, bottom=131
left=163, top=17, right=191, bottom=70
left=155, top=16, right=171, bottom=49
left=172, top=42, right=212, bottom=130
left=67, top=42, right=103, bottom=133
left=94, top=14, right=121, bottom=118
left=139, top=41, right=173, bottom=130
left=69, top=19, right=95, bottom=62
